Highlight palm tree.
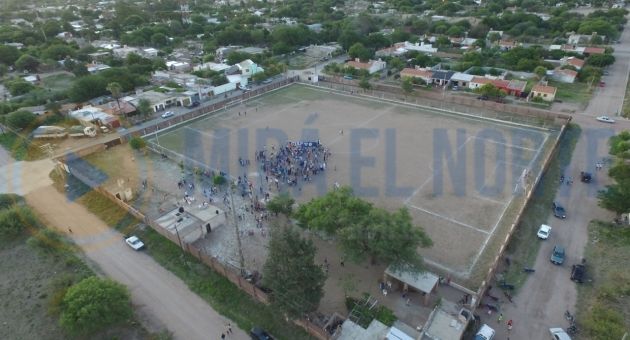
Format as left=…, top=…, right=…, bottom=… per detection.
left=106, top=82, right=123, bottom=117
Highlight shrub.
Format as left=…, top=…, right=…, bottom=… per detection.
left=213, top=175, right=226, bottom=185
left=6, top=110, right=37, bottom=129
left=129, top=136, right=146, bottom=150
left=60, top=276, right=132, bottom=335
left=0, top=205, right=38, bottom=240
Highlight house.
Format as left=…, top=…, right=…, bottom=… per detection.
left=166, top=60, right=191, bottom=72
left=552, top=68, right=578, bottom=83
left=506, top=80, right=527, bottom=97
left=345, top=58, right=387, bottom=74
left=235, top=59, right=264, bottom=77
left=113, top=46, right=139, bottom=58
left=125, top=90, right=180, bottom=112
left=87, top=51, right=111, bottom=62
left=193, top=62, right=231, bottom=72
left=469, top=76, right=494, bottom=89
left=68, top=106, right=120, bottom=128
left=142, top=48, right=159, bottom=58
left=431, top=70, right=455, bottom=86
left=583, top=47, right=606, bottom=56
left=450, top=72, right=474, bottom=88
left=400, top=67, right=433, bottom=84
left=86, top=63, right=111, bottom=74
left=306, top=23, right=323, bottom=33
left=376, top=41, right=437, bottom=57
left=216, top=46, right=241, bottom=61
left=23, top=75, right=40, bottom=84
left=498, top=39, right=518, bottom=50
left=562, top=56, right=585, bottom=70
left=531, top=84, right=557, bottom=102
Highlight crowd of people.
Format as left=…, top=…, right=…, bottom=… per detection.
left=254, top=140, right=331, bottom=189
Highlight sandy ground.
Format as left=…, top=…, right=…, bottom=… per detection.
left=147, top=84, right=554, bottom=278
left=24, top=185, right=248, bottom=340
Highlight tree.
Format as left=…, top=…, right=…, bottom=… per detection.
left=106, top=82, right=123, bottom=116
left=348, top=42, right=372, bottom=62
left=598, top=181, right=630, bottom=215
left=359, top=76, right=371, bottom=91
left=266, top=193, right=295, bottom=216
left=6, top=110, right=36, bottom=129
left=401, top=78, right=413, bottom=96
left=0, top=205, right=38, bottom=241
left=6, top=79, right=35, bottom=96
left=150, top=33, right=168, bottom=47
left=60, top=277, right=132, bottom=335
left=69, top=75, right=107, bottom=102
left=129, top=136, right=146, bottom=150
left=477, top=84, right=505, bottom=98
left=534, top=66, right=547, bottom=79
left=15, top=54, right=40, bottom=72
left=295, top=187, right=432, bottom=271
left=338, top=207, right=432, bottom=270
left=263, top=227, right=326, bottom=319
left=587, top=54, right=615, bottom=67
left=0, top=45, right=21, bottom=66
left=609, top=130, right=630, bottom=159
left=294, top=186, right=372, bottom=235
left=137, top=98, right=152, bottom=118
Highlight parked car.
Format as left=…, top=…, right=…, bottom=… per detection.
left=537, top=224, right=552, bottom=240
left=549, top=327, right=572, bottom=340
left=596, top=115, right=615, bottom=124
left=477, top=95, right=489, bottom=101
left=580, top=171, right=592, bottom=183
left=552, top=202, right=567, bottom=219
left=125, top=236, right=145, bottom=250
left=188, top=101, right=200, bottom=108
left=343, top=75, right=353, bottom=80
left=250, top=327, right=274, bottom=340
left=550, top=244, right=565, bottom=265
left=475, top=324, right=495, bottom=340
left=599, top=80, right=605, bottom=87
left=571, top=264, right=585, bottom=283
left=161, top=111, right=174, bottom=118
left=261, top=78, right=273, bottom=84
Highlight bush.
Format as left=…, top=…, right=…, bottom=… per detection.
left=0, top=193, right=24, bottom=210
left=0, top=204, right=38, bottom=240
left=27, top=228, right=71, bottom=254
left=6, top=110, right=37, bottom=129
left=213, top=175, right=227, bottom=185
left=129, top=136, right=146, bottom=150
left=60, top=276, right=132, bottom=335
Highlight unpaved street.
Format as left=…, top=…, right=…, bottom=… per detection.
left=24, top=184, right=247, bottom=340
left=477, top=16, right=630, bottom=338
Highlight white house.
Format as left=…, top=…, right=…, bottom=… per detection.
left=113, top=46, right=139, bottom=58
left=531, top=84, right=557, bottom=102
left=193, top=62, right=231, bottom=72
left=236, top=59, right=264, bottom=77
left=166, top=60, right=191, bottom=72
left=552, top=68, right=578, bottom=83
left=346, top=58, right=387, bottom=74
left=142, top=48, right=159, bottom=58
left=450, top=72, right=475, bottom=88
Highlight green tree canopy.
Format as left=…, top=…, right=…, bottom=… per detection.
left=401, top=78, right=414, bottom=94
left=608, top=130, right=630, bottom=159
left=0, top=45, right=21, bottom=65
left=294, top=186, right=372, bottom=235
left=60, top=277, right=132, bottom=335
left=129, top=136, right=146, bottom=150
left=266, top=193, right=295, bottom=216
left=137, top=98, right=152, bottom=117
left=348, top=42, right=372, bottom=62
left=263, top=227, right=326, bottom=319
left=6, top=110, right=36, bottom=129
left=6, top=79, right=35, bottom=96
left=15, top=54, right=40, bottom=72
left=0, top=204, right=38, bottom=241
left=295, top=187, right=432, bottom=271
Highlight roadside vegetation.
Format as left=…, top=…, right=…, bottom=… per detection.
left=501, top=124, right=581, bottom=289
left=577, top=221, right=630, bottom=339
left=50, top=172, right=314, bottom=340
left=0, top=194, right=160, bottom=340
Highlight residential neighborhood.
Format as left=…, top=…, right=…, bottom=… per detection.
left=1, top=0, right=630, bottom=340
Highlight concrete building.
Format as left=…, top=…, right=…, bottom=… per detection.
left=531, top=84, right=557, bottom=102
left=68, top=106, right=120, bottom=128
left=345, top=58, right=387, bottom=74
left=235, top=59, right=264, bottom=77
left=562, top=56, right=585, bottom=70
left=552, top=68, right=578, bottom=83
left=154, top=205, right=226, bottom=245
left=449, top=72, right=474, bottom=88
left=166, top=60, right=192, bottom=72
left=400, top=67, right=433, bottom=84
left=113, top=46, right=139, bottom=58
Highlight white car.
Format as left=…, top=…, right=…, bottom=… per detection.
left=161, top=111, right=174, bottom=119
left=537, top=224, right=552, bottom=240
left=549, top=328, right=572, bottom=340
left=125, top=236, right=145, bottom=250
left=596, top=115, right=615, bottom=123
left=475, top=324, right=495, bottom=340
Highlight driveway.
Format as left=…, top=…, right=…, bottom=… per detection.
left=476, top=19, right=630, bottom=339
left=25, top=185, right=247, bottom=340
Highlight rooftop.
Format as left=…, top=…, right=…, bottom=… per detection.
left=532, top=84, right=557, bottom=94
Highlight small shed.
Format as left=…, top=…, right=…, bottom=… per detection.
left=384, top=266, right=439, bottom=305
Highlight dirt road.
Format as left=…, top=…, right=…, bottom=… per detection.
left=25, top=185, right=247, bottom=340
left=477, top=18, right=630, bottom=338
